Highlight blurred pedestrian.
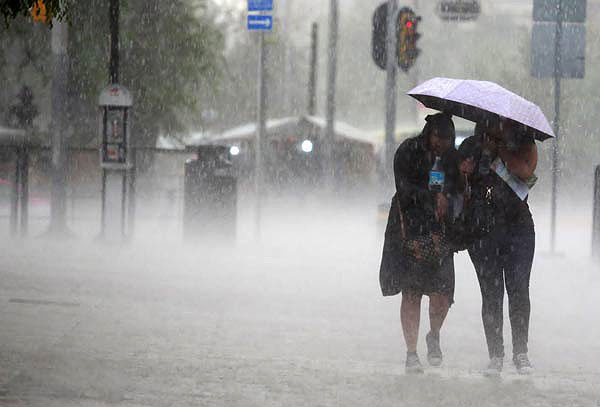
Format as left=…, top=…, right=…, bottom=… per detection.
left=458, top=118, right=538, bottom=376
left=379, top=113, right=460, bottom=374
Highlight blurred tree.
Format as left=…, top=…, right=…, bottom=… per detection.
left=2, top=0, right=224, bottom=151
left=0, top=0, right=71, bottom=25
left=211, top=11, right=311, bottom=132
left=65, top=0, right=225, bottom=148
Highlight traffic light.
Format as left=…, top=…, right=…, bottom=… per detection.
left=397, top=7, right=421, bottom=72
left=371, top=3, right=389, bottom=70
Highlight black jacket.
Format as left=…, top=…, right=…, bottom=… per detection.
left=392, top=135, right=459, bottom=237
left=452, top=136, right=535, bottom=251
left=379, top=135, right=459, bottom=296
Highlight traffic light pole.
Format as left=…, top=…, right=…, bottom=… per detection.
left=308, top=22, right=318, bottom=116
left=411, top=0, right=420, bottom=125
left=384, top=0, right=399, bottom=184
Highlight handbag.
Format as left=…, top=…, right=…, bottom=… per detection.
left=397, top=205, right=453, bottom=269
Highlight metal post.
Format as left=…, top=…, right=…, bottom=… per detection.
left=308, top=22, right=319, bottom=116
left=100, top=166, right=107, bottom=238
left=282, top=0, right=293, bottom=115
left=109, top=0, right=120, bottom=84
left=325, top=0, right=338, bottom=189
left=100, top=0, right=123, bottom=240
left=121, top=168, right=127, bottom=238
left=592, top=165, right=600, bottom=259
left=411, top=0, right=420, bottom=124
left=384, top=0, right=399, bottom=184
left=128, top=148, right=137, bottom=238
left=550, top=0, right=562, bottom=254
left=49, top=21, right=69, bottom=235
left=10, top=149, right=20, bottom=236
left=255, top=31, right=267, bottom=237
left=20, top=148, right=29, bottom=237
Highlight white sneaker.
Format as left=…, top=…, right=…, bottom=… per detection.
left=483, top=356, right=503, bottom=377
left=405, top=352, right=424, bottom=375
left=513, top=353, right=534, bottom=375
left=426, top=332, right=443, bottom=367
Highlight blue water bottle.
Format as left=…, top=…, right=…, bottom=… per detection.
left=428, top=156, right=445, bottom=193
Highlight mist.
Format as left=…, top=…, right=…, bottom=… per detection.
left=1, top=197, right=599, bottom=405
left=2, top=0, right=600, bottom=405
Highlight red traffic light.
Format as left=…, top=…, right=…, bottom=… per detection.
left=397, top=7, right=421, bottom=72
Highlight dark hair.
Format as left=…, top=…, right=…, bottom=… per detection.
left=421, top=113, right=455, bottom=144
left=457, top=135, right=481, bottom=160
left=473, top=116, right=502, bottom=140
left=475, top=117, right=533, bottom=149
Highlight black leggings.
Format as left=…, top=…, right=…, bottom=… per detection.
left=468, top=226, right=535, bottom=359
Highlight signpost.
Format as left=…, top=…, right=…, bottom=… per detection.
left=531, top=0, right=586, bottom=253
left=247, top=0, right=273, bottom=236
left=531, top=22, right=585, bottom=79
left=533, top=0, right=586, bottom=22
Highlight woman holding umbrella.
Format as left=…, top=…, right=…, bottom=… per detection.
left=407, top=77, right=554, bottom=376
left=379, top=113, right=460, bottom=374
left=459, top=119, right=538, bottom=376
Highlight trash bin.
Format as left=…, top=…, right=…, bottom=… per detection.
left=183, top=145, right=237, bottom=243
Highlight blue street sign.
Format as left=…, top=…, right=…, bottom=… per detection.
left=248, top=0, right=273, bottom=12
left=248, top=15, right=273, bottom=31
left=531, top=22, right=585, bottom=78
left=533, top=0, right=586, bottom=23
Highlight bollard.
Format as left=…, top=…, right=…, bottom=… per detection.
left=592, top=165, right=600, bottom=260
left=183, top=145, right=237, bottom=243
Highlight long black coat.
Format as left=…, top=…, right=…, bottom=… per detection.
left=379, top=135, right=459, bottom=297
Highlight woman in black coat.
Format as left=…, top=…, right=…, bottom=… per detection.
left=379, top=113, right=459, bottom=374
left=457, top=118, right=537, bottom=376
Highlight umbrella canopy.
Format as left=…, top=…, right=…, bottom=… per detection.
left=408, top=77, right=554, bottom=141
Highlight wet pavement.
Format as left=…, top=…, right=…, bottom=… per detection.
left=0, top=212, right=599, bottom=406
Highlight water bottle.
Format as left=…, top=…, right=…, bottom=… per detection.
left=428, top=156, right=445, bottom=193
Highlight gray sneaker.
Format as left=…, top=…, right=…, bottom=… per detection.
left=426, top=332, right=443, bottom=367
left=405, top=352, right=424, bottom=375
left=484, top=356, right=503, bottom=377
left=513, top=353, right=533, bottom=375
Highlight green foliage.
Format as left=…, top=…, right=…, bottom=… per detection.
left=211, top=19, right=311, bottom=130
left=122, top=0, right=224, bottom=145
left=0, top=0, right=71, bottom=26
left=65, top=0, right=224, bottom=147
left=1, top=0, right=224, bottom=150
